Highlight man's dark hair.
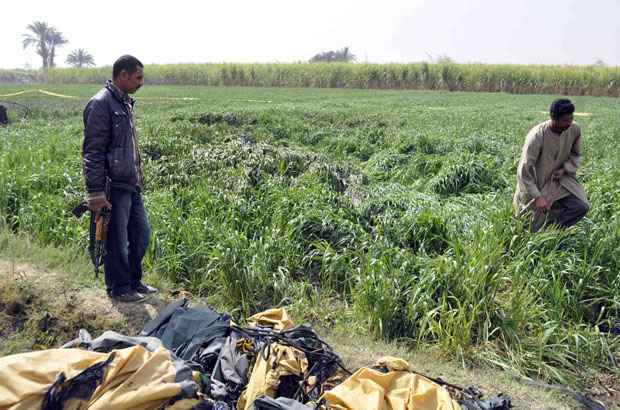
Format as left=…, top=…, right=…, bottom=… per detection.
left=112, top=55, right=143, bottom=79
left=549, top=98, right=575, bottom=119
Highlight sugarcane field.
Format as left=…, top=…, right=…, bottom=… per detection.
left=1, top=1, right=619, bottom=409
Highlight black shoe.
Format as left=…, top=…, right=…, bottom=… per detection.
left=134, top=283, right=158, bottom=295
left=110, top=291, right=146, bottom=303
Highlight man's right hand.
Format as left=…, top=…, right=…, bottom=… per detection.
left=534, top=196, right=550, bottom=213
left=87, top=193, right=112, bottom=216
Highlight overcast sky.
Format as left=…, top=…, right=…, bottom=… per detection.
left=2, top=0, right=619, bottom=69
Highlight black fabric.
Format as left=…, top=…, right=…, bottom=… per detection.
left=141, top=298, right=188, bottom=336
left=140, top=301, right=231, bottom=371
left=550, top=194, right=589, bottom=228
left=83, top=81, right=138, bottom=193
left=598, top=321, right=620, bottom=335
left=180, top=398, right=230, bottom=410
left=42, top=352, right=115, bottom=410
left=458, top=394, right=512, bottom=410
left=209, top=332, right=251, bottom=403
left=279, top=325, right=345, bottom=402
left=207, top=325, right=344, bottom=405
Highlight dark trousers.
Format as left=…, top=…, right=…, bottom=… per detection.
left=550, top=194, right=589, bottom=228
left=104, top=188, right=151, bottom=296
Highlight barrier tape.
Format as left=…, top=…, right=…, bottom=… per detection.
left=0, top=90, right=37, bottom=97
left=0, top=89, right=274, bottom=103
left=140, top=96, right=199, bottom=101
left=231, top=99, right=273, bottom=103
left=0, top=89, right=78, bottom=99
left=37, top=89, right=79, bottom=99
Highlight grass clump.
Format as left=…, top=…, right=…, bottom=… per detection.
left=0, top=85, right=618, bottom=392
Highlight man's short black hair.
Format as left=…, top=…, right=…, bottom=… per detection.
left=112, top=55, right=143, bottom=79
left=549, top=98, right=575, bottom=119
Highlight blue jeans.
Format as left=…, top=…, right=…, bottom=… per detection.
left=104, top=188, right=151, bottom=296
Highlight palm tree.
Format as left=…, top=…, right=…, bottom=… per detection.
left=341, top=47, right=352, bottom=62
left=66, top=49, right=95, bottom=68
left=47, top=29, right=68, bottom=68
left=22, top=22, right=68, bottom=68
left=22, top=21, right=51, bottom=68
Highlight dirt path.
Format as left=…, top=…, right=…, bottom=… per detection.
left=0, top=259, right=167, bottom=349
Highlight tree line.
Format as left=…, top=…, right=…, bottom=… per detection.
left=22, top=21, right=357, bottom=69
left=22, top=21, right=95, bottom=68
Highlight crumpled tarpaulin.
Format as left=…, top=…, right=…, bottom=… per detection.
left=0, top=345, right=199, bottom=410
left=62, top=328, right=165, bottom=352
left=321, top=357, right=461, bottom=410
left=247, top=308, right=294, bottom=331
left=140, top=298, right=231, bottom=371
left=237, top=342, right=308, bottom=410
left=250, top=395, right=313, bottom=409
left=210, top=330, right=252, bottom=403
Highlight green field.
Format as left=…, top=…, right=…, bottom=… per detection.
left=0, top=84, right=618, bottom=389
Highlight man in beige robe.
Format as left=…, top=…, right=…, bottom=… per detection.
left=514, top=99, right=589, bottom=231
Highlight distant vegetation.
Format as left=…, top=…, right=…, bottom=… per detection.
left=2, top=62, right=620, bottom=96
left=65, top=49, right=95, bottom=68
left=22, top=21, right=67, bottom=68
left=309, top=47, right=355, bottom=63
left=20, top=21, right=94, bottom=70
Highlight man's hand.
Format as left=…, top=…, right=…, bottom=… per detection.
left=87, top=192, right=112, bottom=217
left=552, top=168, right=566, bottom=180
left=534, top=196, right=550, bottom=213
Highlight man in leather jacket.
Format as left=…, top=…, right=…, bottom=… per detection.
left=82, top=55, right=157, bottom=303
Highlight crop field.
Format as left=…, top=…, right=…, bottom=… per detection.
left=3, top=61, right=620, bottom=96
left=0, top=84, right=619, bottom=389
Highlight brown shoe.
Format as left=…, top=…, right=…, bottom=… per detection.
left=111, top=291, right=146, bottom=303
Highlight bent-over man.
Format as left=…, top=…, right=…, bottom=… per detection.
left=514, top=99, right=589, bottom=231
left=83, top=55, right=157, bottom=302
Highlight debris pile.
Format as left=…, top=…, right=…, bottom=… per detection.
left=0, top=299, right=511, bottom=409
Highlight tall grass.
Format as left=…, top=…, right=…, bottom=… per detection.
left=2, top=62, right=620, bottom=96
left=0, top=87, right=618, bottom=388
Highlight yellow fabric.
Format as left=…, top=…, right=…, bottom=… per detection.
left=247, top=308, right=294, bottom=331
left=321, top=359, right=460, bottom=410
left=237, top=343, right=308, bottom=410
left=0, top=346, right=186, bottom=410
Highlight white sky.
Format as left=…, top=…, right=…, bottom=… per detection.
left=2, top=0, right=619, bottom=69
